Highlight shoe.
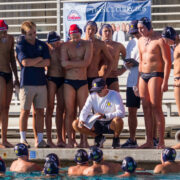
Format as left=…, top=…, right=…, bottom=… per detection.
left=121, top=138, right=138, bottom=148
left=112, top=137, right=120, bottom=149
left=36, top=140, right=49, bottom=148
left=153, top=138, right=159, bottom=147
left=94, top=134, right=106, bottom=148
left=21, top=140, right=31, bottom=148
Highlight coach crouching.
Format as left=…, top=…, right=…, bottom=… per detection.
left=73, top=78, right=125, bottom=148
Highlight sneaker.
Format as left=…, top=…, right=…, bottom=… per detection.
left=36, top=140, right=49, bottom=148
left=112, top=137, right=120, bottom=149
left=21, top=140, right=31, bottom=148
left=94, top=134, right=106, bottom=148
left=121, top=138, right=138, bottom=148
left=153, top=138, right=159, bottom=147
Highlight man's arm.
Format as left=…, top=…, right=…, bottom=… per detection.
left=101, top=42, right=113, bottom=79
left=154, top=164, right=163, bottom=174
left=160, top=38, right=172, bottom=92
left=9, top=36, right=19, bottom=83
left=33, top=59, right=50, bottom=67
left=21, top=57, right=43, bottom=67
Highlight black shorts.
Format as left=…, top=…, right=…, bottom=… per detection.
left=126, top=87, right=140, bottom=108
left=94, top=120, right=114, bottom=135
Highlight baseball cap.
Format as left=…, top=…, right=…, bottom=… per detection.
left=129, top=20, right=138, bottom=34
left=162, top=26, right=176, bottom=41
left=47, top=31, right=60, bottom=43
left=0, top=20, right=8, bottom=31
left=90, top=78, right=106, bottom=93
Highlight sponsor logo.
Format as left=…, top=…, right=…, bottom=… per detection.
left=67, top=10, right=81, bottom=21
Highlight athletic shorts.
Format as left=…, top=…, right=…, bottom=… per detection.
left=126, top=87, right=140, bottom=108
left=20, top=85, right=47, bottom=110
left=94, top=120, right=114, bottom=134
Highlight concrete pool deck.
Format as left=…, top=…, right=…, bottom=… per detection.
left=1, top=138, right=180, bottom=164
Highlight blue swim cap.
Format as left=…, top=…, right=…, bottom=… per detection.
left=0, top=158, right=6, bottom=173
left=99, top=24, right=114, bottom=36
left=162, top=148, right=176, bottom=162
left=44, top=160, right=59, bottom=175
left=46, top=153, right=60, bottom=167
left=14, top=143, right=28, bottom=157
left=138, top=17, right=152, bottom=31
left=47, top=31, right=60, bottom=43
left=162, top=26, right=176, bottom=41
left=89, top=146, right=103, bottom=163
left=84, top=21, right=98, bottom=33
left=122, top=157, right=137, bottom=173
left=74, top=149, right=89, bottom=165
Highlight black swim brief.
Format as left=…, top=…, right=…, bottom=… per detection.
left=64, top=79, right=88, bottom=91
left=0, top=71, right=12, bottom=84
left=93, top=120, right=114, bottom=135
left=140, top=72, right=164, bottom=83
left=106, top=77, right=118, bottom=87
left=46, top=76, right=64, bottom=89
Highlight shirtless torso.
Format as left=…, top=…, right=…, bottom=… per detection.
left=0, top=30, right=19, bottom=148
left=10, top=158, right=42, bottom=173
left=173, top=41, right=180, bottom=116
left=45, top=41, right=65, bottom=148
left=68, top=164, right=89, bottom=176
left=83, top=161, right=121, bottom=176
left=138, top=20, right=171, bottom=149
left=61, top=28, right=93, bottom=148
left=154, top=161, right=180, bottom=174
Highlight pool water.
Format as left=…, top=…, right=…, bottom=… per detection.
left=3, top=169, right=180, bottom=179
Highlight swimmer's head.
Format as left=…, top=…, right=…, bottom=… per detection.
left=162, top=148, right=176, bottom=163
left=44, top=160, right=59, bottom=176
left=0, top=20, right=8, bottom=31
left=74, top=149, right=89, bottom=165
left=14, top=143, right=28, bottom=157
left=89, top=146, right=103, bottom=163
left=138, top=17, right=152, bottom=36
left=84, top=21, right=98, bottom=39
left=129, top=20, right=139, bottom=35
left=46, top=153, right=60, bottom=167
left=0, top=157, right=6, bottom=173
left=162, top=26, right=176, bottom=45
left=90, top=78, right=106, bottom=93
left=47, top=31, right=61, bottom=44
left=99, top=24, right=114, bottom=40
left=69, top=24, right=82, bottom=41
left=122, top=156, right=137, bottom=173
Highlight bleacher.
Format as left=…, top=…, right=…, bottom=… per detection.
left=0, top=0, right=179, bottom=138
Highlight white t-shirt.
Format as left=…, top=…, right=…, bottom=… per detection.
left=79, top=90, right=125, bottom=122
left=125, top=38, right=139, bottom=87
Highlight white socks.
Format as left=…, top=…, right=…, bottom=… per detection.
left=37, top=133, right=43, bottom=143
left=20, top=131, right=26, bottom=142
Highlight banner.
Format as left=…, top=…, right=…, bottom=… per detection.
left=63, top=0, right=151, bottom=42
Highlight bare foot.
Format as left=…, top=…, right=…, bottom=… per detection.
left=57, top=141, right=66, bottom=148
left=2, top=141, right=14, bottom=148
left=156, top=144, right=165, bottom=149
left=47, top=141, right=57, bottom=148
left=138, top=142, right=154, bottom=149
left=65, top=143, right=74, bottom=148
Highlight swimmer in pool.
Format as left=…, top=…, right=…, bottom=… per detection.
left=83, top=146, right=122, bottom=176
left=118, top=156, right=152, bottom=177
left=68, top=149, right=90, bottom=176
left=154, top=147, right=180, bottom=174
left=138, top=17, right=171, bottom=149
left=10, top=143, right=42, bottom=172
